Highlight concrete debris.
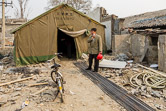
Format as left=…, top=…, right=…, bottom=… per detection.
left=5, top=67, right=41, bottom=74
left=140, top=92, right=147, bottom=97
left=151, top=90, right=162, bottom=98
left=99, top=59, right=127, bottom=69
left=105, top=74, right=112, bottom=78
left=0, top=66, right=3, bottom=71
left=115, top=70, right=123, bottom=76
left=36, top=89, right=58, bottom=103
left=0, top=65, right=3, bottom=76
left=145, top=94, right=152, bottom=98
left=0, top=54, right=4, bottom=60
left=163, top=90, right=166, bottom=98
left=81, top=53, right=88, bottom=61
left=116, top=53, right=128, bottom=61
left=0, top=94, right=8, bottom=106
left=154, top=104, right=165, bottom=110
left=131, top=89, right=139, bottom=95
left=99, top=96, right=104, bottom=100
left=11, top=92, right=21, bottom=98
left=146, top=87, right=152, bottom=93
left=1, top=57, right=12, bottom=64
left=140, top=86, right=147, bottom=92
left=14, top=88, right=22, bottom=91
left=99, top=56, right=165, bottom=109
left=103, top=55, right=116, bottom=60
left=0, top=52, right=13, bottom=64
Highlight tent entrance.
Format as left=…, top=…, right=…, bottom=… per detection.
left=57, top=29, right=76, bottom=58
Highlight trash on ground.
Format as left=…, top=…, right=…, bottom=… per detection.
left=82, top=53, right=88, bottom=61
left=70, top=90, right=76, bottom=95
left=150, top=64, right=158, bottom=69
left=116, top=53, right=128, bottom=61
left=21, top=100, right=29, bottom=109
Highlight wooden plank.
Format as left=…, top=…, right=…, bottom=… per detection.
left=0, top=76, right=33, bottom=87
left=137, top=64, right=166, bottom=77
left=31, top=87, right=49, bottom=96
left=28, top=82, right=49, bottom=87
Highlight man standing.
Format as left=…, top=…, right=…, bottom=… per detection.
left=86, top=28, right=102, bottom=72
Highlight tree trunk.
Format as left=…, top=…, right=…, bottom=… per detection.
left=20, top=6, right=24, bottom=19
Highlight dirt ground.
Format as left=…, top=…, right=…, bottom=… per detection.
left=0, top=60, right=125, bottom=111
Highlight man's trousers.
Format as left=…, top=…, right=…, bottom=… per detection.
left=88, top=54, right=99, bottom=72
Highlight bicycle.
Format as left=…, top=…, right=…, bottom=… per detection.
left=49, top=53, right=65, bottom=103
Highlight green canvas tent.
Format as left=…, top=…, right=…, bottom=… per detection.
left=12, top=4, right=106, bottom=66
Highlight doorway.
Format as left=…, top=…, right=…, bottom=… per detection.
left=57, top=29, right=76, bottom=59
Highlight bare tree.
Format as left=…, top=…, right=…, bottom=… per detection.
left=47, top=0, right=92, bottom=12
left=14, top=0, right=31, bottom=19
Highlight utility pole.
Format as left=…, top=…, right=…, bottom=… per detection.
left=0, top=0, right=13, bottom=49
left=2, top=0, right=5, bottom=49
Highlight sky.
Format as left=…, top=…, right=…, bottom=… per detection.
left=1, top=0, right=166, bottom=19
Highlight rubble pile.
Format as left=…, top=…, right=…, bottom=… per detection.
left=0, top=60, right=60, bottom=110
left=99, top=54, right=166, bottom=110
left=0, top=51, right=165, bottom=110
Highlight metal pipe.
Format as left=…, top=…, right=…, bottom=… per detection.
left=75, top=62, right=156, bottom=111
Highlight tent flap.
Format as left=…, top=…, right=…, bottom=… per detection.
left=59, top=28, right=87, bottom=37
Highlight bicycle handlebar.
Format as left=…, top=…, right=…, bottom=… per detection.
left=55, top=53, right=62, bottom=56
left=55, top=53, right=63, bottom=58
left=47, top=53, right=63, bottom=63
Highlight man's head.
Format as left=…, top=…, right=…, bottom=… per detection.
left=91, top=28, right=97, bottom=35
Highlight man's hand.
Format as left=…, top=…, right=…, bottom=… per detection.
left=91, top=33, right=96, bottom=38
left=92, top=36, right=95, bottom=39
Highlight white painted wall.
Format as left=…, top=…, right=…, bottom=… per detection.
left=102, top=21, right=112, bottom=50
left=87, top=7, right=112, bottom=50
left=87, top=7, right=101, bottom=22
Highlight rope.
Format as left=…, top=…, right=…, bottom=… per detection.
left=129, top=67, right=166, bottom=89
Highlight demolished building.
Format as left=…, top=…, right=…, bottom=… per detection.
left=87, top=7, right=119, bottom=51
left=114, top=9, right=166, bottom=72
left=88, top=7, right=166, bottom=72
left=11, top=4, right=106, bottom=66
left=0, top=18, right=27, bottom=46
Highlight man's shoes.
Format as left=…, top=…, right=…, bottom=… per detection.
left=93, top=70, right=98, bottom=72
left=86, top=68, right=91, bottom=70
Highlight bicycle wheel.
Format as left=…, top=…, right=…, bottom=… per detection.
left=58, top=78, right=64, bottom=103
left=51, top=71, right=58, bottom=83
left=60, top=92, right=64, bottom=103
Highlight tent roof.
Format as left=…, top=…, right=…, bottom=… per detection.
left=11, top=4, right=105, bottom=34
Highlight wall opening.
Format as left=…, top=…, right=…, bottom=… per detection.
left=57, top=29, right=76, bottom=59
left=143, top=35, right=159, bottom=64
left=149, top=35, right=158, bottom=46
